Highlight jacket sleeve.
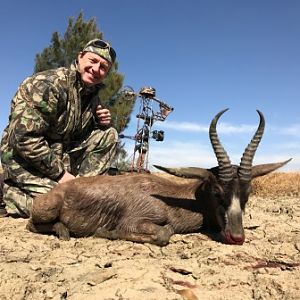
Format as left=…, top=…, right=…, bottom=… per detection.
left=8, top=79, right=65, bottom=180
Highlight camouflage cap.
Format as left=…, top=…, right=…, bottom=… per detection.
left=82, top=39, right=116, bottom=64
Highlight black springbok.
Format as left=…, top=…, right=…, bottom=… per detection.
left=26, top=109, right=291, bottom=245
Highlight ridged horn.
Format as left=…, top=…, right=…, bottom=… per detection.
left=209, top=109, right=234, bottom=182
left=238, top=110, right=265, bottom=181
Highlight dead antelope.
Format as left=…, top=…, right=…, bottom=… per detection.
left=26, top=109, right=291, bottom=245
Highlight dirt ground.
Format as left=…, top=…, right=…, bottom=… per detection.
left=0, top=180, right=299, bottom=299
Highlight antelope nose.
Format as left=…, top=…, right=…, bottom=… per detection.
left=224, top=232, right=245, bottom=245
left=230, top=234, right=245, bottom=245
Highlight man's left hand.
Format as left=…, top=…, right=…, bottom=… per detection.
left=96, top=105, right=112, bottom=126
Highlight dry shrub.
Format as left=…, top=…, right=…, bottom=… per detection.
left=252, top=172, right=300, bottom=198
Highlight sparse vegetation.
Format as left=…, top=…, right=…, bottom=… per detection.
left=252, top=172, right=300, bottom=198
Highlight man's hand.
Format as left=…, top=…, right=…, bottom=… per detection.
left=58, top=171, right=76, bottom=184
left=96, top=105, right=112, bottom=126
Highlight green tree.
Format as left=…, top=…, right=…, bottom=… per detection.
left=34, top=11, right=135, bottom=133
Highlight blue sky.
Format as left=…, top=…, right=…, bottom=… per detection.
left=0, top=0, right=299, bottom=171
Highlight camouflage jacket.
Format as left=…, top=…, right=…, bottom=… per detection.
left=1, top=62, right=103, bottom=181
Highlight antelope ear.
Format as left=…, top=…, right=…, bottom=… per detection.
left=251, top=158, right=292, bottom=178
left=153, top=165, right=211, bottom=180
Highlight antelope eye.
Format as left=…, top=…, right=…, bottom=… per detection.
left=212, top=189, right=221, bottom=197
left=212, top=188, right=228, bottom=207
left=212, top=189, right=225, bottom=202
left=212, top=184, right=224, bottom=197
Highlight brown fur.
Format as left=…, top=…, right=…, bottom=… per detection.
left=27, top=173, right=210, bottom=245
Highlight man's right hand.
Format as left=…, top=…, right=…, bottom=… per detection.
left=58, top=171, right=76, bottom=184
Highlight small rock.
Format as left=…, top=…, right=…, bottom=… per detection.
left=30, top=265, right=41, bottom=271
left=46, top=290, right=54, bottom=298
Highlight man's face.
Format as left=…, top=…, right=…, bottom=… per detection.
left=77, top=52, right=111, bottom=86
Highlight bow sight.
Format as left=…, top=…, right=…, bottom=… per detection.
left=119, top=86, right=173, bottom=173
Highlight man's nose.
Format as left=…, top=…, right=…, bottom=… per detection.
left=92, top=63, right=101, bottom=73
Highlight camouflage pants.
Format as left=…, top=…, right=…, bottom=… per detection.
left=3, top=127, right=118, bottom=217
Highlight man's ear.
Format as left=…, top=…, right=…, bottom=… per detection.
left=78, top=52, right=84, bottom=60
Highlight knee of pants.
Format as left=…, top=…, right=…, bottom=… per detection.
left=106, top=127, right=119, bottom=143
left=3, top=184, right=33, bottom=217
left=97, top=127, right=119, bottom=148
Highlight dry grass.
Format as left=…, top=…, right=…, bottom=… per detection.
left=252, top=172, right=300, bottom=198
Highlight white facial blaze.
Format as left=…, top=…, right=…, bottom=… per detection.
left=228, top=195, right=242, bottom=216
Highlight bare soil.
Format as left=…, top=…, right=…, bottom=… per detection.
left=0, top=175, right=299, bottom=300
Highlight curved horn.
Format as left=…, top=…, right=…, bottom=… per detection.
left=238, top=110, right=265, bottom=181
left=209, top=109, right=234, bottom=182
